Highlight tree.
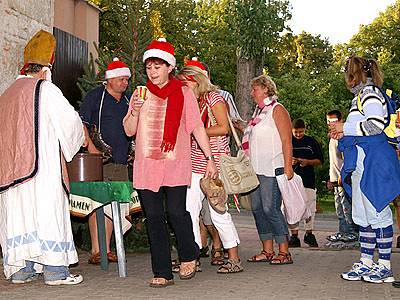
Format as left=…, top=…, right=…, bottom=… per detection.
left=78, top=0, right=152, bottom=98
left=231, top=0, right=291, bottom=120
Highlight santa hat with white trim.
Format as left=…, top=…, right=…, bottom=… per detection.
left=185, top=57, right=208, bottom=76
left=143, top=38, right=176, bottom=67
left=105, top=58, right=131, bottom=80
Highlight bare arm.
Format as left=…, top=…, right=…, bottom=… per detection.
left=123, top=91, right=143, bottom=137
left=296, top=158, right=322, bottom=167
left=192, top=125, right=218, bottom=178
left=83, top=125, right=101, bottom=154
left=273, top=104, right=294, bottom=180
left=206, top=102, right=230, bottom=137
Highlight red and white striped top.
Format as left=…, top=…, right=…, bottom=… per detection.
left=191, top=91, right=230, bottom=174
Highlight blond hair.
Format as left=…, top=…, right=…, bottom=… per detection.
left=250, top=75, right=278, bottom=97
left=177, top=65, right=218, bottom=99
left=344, top=56, right=383, bottom=88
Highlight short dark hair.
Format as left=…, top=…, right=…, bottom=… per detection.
left=292, top=118, right=305, bottom=129
left=25, top=63, right=45, bottom=74
left=327, top=110, right=342, bottom=121
left=144, top=57, right=170, bottom=67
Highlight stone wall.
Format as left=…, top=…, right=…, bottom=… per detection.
left=0, top=0, right=54, bottom=94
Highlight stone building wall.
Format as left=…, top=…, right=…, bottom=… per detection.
left=0, top=0, right=54, bottom=94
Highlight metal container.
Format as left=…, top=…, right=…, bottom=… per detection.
left=67, top=153, right=103, bottom=182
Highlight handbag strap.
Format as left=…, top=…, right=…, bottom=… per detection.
left=226, top=112, right=243, bottom=150
left=206, top=106, right=222, bottom=153
left=207, top=104, right=243, bottom=151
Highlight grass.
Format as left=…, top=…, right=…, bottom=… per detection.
left=317, top=193, right=336, bottom=214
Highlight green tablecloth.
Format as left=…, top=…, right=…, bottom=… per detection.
left=69, top=181, right=141, bottom=218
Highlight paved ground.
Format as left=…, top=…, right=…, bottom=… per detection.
left=1, top=211, right=400, bottom=300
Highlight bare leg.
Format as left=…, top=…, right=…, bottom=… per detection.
left=199, top=219, right=209, bottom=248
left=278, top=241, right=289, bottom=253
left=206, top=224, right=223, bottom=250
left=227, top=246, right=239, bottom=260
left=88, top=213, right=113, bottom=253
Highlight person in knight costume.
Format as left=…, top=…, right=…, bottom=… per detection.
left=0, top=30, right=86, bottom=285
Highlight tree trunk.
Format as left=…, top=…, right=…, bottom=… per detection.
left=235, top=56, right=263, bottom=121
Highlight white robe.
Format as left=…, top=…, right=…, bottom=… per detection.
left=0, top=77, right=84, bottom=278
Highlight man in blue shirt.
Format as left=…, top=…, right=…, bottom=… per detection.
left=79, top=58, right=132, bottom=264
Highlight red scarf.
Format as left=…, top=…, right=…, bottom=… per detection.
left=146, top=77, right=184, bottom=152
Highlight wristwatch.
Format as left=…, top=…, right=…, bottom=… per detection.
left=206, top=155, right=215, bottom=161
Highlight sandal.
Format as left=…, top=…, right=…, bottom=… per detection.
left=149, top=277, right=174, bottom=288
left=107, top=252, right=118, bottom=263
left=88, top=252, right=101, bottom=265
left=179, top=260, right=197, bottom=280
left=247, top=250, right=275, bottom=263
left=269, top=252, right=293, bottom=265
left=211, top=248, right=225, bottom=266
left=173, top=259, right=202, bottom=273
left=217, top=259, right=244, bottom=274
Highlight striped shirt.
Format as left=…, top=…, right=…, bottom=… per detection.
left=191, top=91, right=230, bottom=174
left=343, top=85, right=388, bottom=136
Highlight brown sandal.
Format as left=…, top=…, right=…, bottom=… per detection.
left=149, top=277, right=174, bottom=288
left=269, top=252, right=293, bottom=265
left=179, top=260, right=197, bottom=280
left=217, top=259, right=244, bottom=274
left=247, top=250, right=275, bottom=262
left=211, top=248, right=225, bottom=265
left=88, top=252, right=101, bottom=264
left=107, top=252, right=118, bottom=262
left=172, top=259, right=202, bottom=273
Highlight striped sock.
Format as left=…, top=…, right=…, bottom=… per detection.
left=359, top=225, right=375, bottom=266
left=374, top=225, right=393, bottom=269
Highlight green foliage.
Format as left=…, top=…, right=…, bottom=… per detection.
left=71, top=215, right=150, bottom=253
left=78, top=0, right=152, bottom=99
left=347, top=0, right=400, bottom=64
left=233, top=0, right=291, bottom=59
left=275, top=66, right=351, bottom=190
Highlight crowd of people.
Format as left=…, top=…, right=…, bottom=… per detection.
left=1, top=30, right=400, bottom=289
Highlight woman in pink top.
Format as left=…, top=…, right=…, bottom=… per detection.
left=123, top=39, right=217, bottom=288
left=177, top=63, right=242, bottom=274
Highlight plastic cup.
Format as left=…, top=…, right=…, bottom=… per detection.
left=137, top=86, right=147, bottom=101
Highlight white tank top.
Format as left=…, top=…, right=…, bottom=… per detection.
left=249, top=102, right=284, bottom=177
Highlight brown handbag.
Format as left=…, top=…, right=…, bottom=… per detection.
left=200, top=177, right=228, bottom=214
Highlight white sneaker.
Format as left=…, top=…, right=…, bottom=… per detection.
left=362, top=264, right=395, bottom=284
left=11, top=274, right=38, bottom=284
left=45, top=274, right=83, bottom=286
left=341, top=261, right=374, bottom=281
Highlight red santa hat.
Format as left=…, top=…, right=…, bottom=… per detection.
left=185, top=57, right=208, bottom=76
left=105, top=58, right=131, bottom=80
left=143, top=38, right=176, bottom=67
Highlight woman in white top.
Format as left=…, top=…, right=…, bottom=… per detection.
left=236, top=75, right=293, bottom=264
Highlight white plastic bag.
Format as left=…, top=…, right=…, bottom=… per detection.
left=276, top=173, right=311, bottom=225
